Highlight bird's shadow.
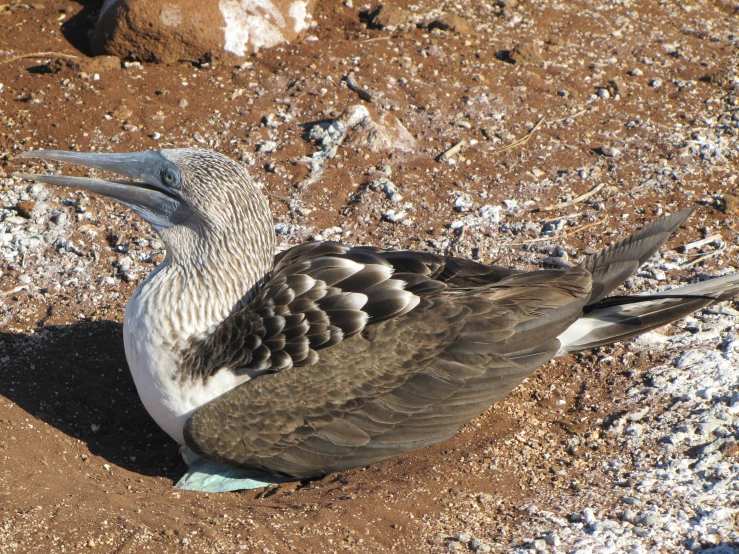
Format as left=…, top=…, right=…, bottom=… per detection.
left=0, top=320, right=183, bottom=479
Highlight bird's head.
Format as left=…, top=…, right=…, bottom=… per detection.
left=16, top=148, right=274, bottom=264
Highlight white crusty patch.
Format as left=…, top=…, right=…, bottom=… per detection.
left=288, top=1, right=311, bottom=34
left=160, top=4, right=182, bottom=27
left=219, top=0, right=287, bottom=57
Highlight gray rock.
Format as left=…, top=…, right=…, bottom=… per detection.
left=544, top=532, right=559, bottom=546
left=621, top=509, right=638, bottom=524
left=582, top=508, right=598, bottom=526
left=258, top=141, right=278, bottom=154
left=640, top=514, right=662, bottom=528
left=454, top=194, right=474, bottom=212
left=370, top=178, right=402, bottom=203
left=382, top=209, right=407, bottom=223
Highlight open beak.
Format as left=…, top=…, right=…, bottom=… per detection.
left=15, top=150, right=184, bottom=230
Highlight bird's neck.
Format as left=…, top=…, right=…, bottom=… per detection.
left=131, top=225, right=275, bottom=343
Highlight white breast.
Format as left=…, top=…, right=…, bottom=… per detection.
left=123, top=276, right=251, bottom=445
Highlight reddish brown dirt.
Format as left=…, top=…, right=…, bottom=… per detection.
left=0, top=0, right=737, bottom=552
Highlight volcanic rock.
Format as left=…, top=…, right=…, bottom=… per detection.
left=90, top=0, right=316, bottom=63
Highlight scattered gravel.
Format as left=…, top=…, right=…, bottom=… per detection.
left=452, top=295, right=739, bottom=554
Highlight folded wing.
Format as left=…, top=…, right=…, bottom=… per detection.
left=184, top=263, right=592, bottom=477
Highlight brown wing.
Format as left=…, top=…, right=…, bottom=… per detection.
left=184, top=266, right=592, bottom=478
left=179, top=243, right=517, bottom=379
left=273, top=241, right=519, bottom=287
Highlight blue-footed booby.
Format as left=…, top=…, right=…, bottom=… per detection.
left=16, top=148, right=739, bottom=493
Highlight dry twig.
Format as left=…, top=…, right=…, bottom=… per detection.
left=0, top=51, right=79, bottom=65
left=520, top=218, right=607, bottom=244
left=438, top=139, right=467, bottom=162
left=550, top=108, right=587, bottom=124
left=344, top=74, right=373, bottom=102
left=494, top=116, right=545, bottom=154
left=359, top=36, right=393, bottom=43
left=681, top=245, right=734, bottom=268
left=680, top=234, right=723, bottom=252
left=538, top=182, right=606, bottom=212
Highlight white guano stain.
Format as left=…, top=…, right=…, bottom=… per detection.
left=160, top=4, right=182, bottom=27
left=219, top=0, right=288, bottom=57
left=288, top=1, right=311, bottom=34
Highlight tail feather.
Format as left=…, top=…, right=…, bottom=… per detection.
left=582, top=206, right=697, bottom=305
left=558, top=272, right=739, bottom=354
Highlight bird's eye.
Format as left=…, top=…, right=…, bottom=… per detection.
left=162, top=169, right=178, bottom=186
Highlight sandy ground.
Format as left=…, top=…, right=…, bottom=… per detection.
left=0, top=0, right=738, bottom=552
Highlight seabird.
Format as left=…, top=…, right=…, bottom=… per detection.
left=16, top=148, right=739, bottom=492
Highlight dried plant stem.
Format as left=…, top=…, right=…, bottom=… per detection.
left=538, top=182, right=606, bottom=212
left=520, top=218, right=607, bottom=244
left=494, top=116, right=545, bottom=153
left=0, top=51, right=78, bottom=65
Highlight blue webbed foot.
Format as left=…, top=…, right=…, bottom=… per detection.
left=175, top=449, right=293, bottom=493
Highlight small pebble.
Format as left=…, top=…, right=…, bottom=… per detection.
left=454, top=194, right=474, bottom=212
left=640, top=514, right=662, bottom=527
left=649, top=78, right=662, bottom=88
left=625, top=407, right=649, bottom=422
left=258, top=141, right=278, bottom=153
left=601, top=145, right=622, bottom=158
left=621, top=509, right=638, bottom=524
left=624, top=423, right=643, bottom=436
left=481, top=127, right=497, bottom=140
left=262, top=114, right=281, bottom=128
left=382, top=209, right=407, bottom=223
left=582, top=508, right=598, bottom=525
left=370, top=178, right=402, bottom=203
left=531, top=168, right=545, bottom=178
left=479, top=205, right=502, bottom=225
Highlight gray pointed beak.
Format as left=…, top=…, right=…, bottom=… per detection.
left=15, top=150, right=186, bottom=230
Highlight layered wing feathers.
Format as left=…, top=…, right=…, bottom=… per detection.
left=181, top=244, right=514, bottom=378
left=185, top=259, right=593, bottom=476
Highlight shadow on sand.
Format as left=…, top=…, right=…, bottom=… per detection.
left=0, top=320, right=183, bottom=479
left=60, top=1, right=102, bottom=57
